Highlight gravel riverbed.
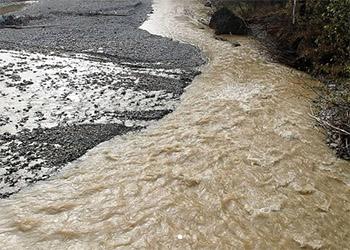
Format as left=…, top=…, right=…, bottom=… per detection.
left=0, top=0, right=205, bottom=198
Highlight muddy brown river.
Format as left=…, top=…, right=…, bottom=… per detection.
left=0, top=0, right=349, bottom=249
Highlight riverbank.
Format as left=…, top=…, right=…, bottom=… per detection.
left=209, top=0, right=350, bottom=160
left=0, top=0, right=349, bottom=248
left=0, top=0, right=205, bottom=198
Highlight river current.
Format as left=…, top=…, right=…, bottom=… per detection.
left=0, top=0, right=349, bottom=249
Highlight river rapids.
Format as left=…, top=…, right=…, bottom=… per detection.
left=0, top=0, right=349, bottom=249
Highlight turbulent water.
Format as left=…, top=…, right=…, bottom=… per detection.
left=0, top=0, right=349, bottom=249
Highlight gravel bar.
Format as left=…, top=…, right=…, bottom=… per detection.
left=0, top=0, right=205, bottom=198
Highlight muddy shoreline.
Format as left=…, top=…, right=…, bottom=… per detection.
left=0, top=0, right=205, bottom=198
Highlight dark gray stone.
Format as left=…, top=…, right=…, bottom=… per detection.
left=209, top=7, right=250, bottom=35
left=204, top=1, right=212, bottom=7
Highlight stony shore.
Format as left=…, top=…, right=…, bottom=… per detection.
left=0, top=0, right=205, bottom=198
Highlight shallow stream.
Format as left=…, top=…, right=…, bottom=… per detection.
left=0, top=0, right=349, bottom=249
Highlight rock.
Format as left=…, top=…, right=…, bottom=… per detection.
left=198, top=18, right=210, bottom=26
left=209, top=7, right=250, bottom=35
left=11, top=74, right=21, bottom=81
left=232, top=41, right=241, bottom=47
left=204, top=1, right=212, bottom=7
left=213, top=35, right=228, bottom=42
left=0, top=15, right=30, bottom=26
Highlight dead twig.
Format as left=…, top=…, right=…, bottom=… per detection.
left=309, top=113, right=350, bottom=136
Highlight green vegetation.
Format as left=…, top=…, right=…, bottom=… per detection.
left=299, top=0, right=350, bottom=78
left=216, top=0, right=350, bottom=79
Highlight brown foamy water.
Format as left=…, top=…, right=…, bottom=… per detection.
left=0, top=0, right=349, bottom=249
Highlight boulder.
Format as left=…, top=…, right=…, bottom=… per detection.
left=209, top=7, right=250, bottom=35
